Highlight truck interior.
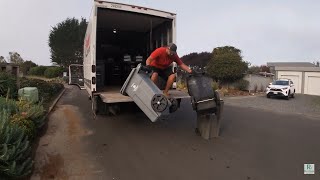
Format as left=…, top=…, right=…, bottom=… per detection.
left=96, top=8, right=174, bottom=94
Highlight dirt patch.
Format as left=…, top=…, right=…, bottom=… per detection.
left=39, top=154, right=68, bottom=180
left=63, top=107, right=82, bottom=140
left=31, top=105, right=96, bottom=179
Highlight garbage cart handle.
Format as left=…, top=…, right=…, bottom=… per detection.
left=140, top=65, right=153, bottom=74
left=189, top=70, right=206, bottom=76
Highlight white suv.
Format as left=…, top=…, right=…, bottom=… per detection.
left=266, top=79, right=295, bottom=100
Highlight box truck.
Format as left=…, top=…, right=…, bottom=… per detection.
left=68, top=0, right=224, bottom=139
left=74, top=0, right=189, bottom=115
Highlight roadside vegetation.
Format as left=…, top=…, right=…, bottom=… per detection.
left=0, top=17, right=86, bottom=179
left=178, top=46, right=271, bottom=96
left=0, top=72, right=64, bottom=179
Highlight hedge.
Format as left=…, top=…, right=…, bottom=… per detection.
left=44, top=67, right=64, bottom=78
left=29, top=66, right=48, bottom=76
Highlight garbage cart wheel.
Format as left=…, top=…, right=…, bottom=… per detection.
left=151, top=94, right=168, bottom=112
left=169, top=98, right=179, bottom=113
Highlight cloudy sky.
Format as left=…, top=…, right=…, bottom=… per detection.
left=0, top=0, right=319, bottom=66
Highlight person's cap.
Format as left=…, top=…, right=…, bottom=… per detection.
left=168, top=43, right=177, bottom=53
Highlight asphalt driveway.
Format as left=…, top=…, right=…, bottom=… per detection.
left=31, top=86, right=320, bottom=180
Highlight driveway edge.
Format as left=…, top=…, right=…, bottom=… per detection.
left=44, top=87, right=66, bottom=119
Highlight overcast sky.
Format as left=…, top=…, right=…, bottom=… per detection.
left=0, top=0, right=319, bottom=66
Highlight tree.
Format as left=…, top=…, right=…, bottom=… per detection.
left=0, top=56, right=6, bottom=63
left=260, top=65, right=270, bottom=73
left=8, top=52, right=24, bottom=64
left=49, top=17, right=88, bottom=68
left=247, top=65, right=261, bottom=74
left=206, top=46, right=249, bottom=83
left=181, top=52, right=212, bottom=67
left=20, top=60, right=37, bottom=75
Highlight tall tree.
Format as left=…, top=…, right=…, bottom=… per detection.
left=206, top=46, right=249, bottom=83
left=20, top=60, right=37, bottom=75
left=0, top=56, right=6, bottom=63
left=181, top=52, right=212, bottom=67
left=260, top=65, right=270, bottom=73
left=8, top=52, right=24, bottom=64
left=49, top=17, right=87, bottom=67
left=247, top=65, right=261, bottom=74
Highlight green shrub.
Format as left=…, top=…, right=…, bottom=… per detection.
left=0, top=109, right=33, bottom=178
left=20, top=78, right=64, bottom=103
left=44, top=67, right=64, bottom=78
left=16, top=99, right=46, bottom=130
left=177, top=81, right=186, bottom=89
left=10, top=113, right=36, bottom=140
left=0, top=72, right=17, bottom=99
left=0, top=97, right=18, bottom=115
left=0, top=97, right=45, bottom=139
left=212, top=81, right=219, bottom=91
left=234, top=79, right=249, bottom=91
left=29, top=66, right=47, bottom=76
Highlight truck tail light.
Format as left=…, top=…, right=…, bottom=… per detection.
left=92, top=65, right=96, bottom=73
left=92, top=77, right=96, bottom=84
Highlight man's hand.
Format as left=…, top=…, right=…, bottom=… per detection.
left=180, top=63, right=192, bottom=74
left=146, top=57, right=154, bottom=66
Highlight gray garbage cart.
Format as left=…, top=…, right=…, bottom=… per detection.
left=187, top=72, right=224, bottom=140
left=120, top=63, right=177, bottom=122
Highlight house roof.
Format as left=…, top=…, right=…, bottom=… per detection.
left=275, top=66, right=320, bottom=72
left=267, top=62, right=317, bottom=67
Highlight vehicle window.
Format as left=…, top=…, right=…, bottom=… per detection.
left=272, top=80, right=289, bottom=85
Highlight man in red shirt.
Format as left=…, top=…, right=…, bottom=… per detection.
left=146, top=43, right=192, bottom=97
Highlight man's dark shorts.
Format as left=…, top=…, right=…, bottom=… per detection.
left=149, top=66, right=174, bottom=80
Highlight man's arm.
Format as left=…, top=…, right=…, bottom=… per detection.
left=146, top=56, right=154, bottom=66
left=174, top=55, right=192, bottom=73
left=179, top=63, right=192, bottom=73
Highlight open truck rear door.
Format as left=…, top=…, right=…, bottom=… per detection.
left=69, top=64, right=85, bottom=90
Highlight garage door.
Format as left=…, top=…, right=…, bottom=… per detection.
left=277, top=71, right=302, bottom=93
left=304, top=72, right=320, bottom=96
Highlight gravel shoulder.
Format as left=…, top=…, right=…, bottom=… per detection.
left=224, top=94, right=320, bottom=119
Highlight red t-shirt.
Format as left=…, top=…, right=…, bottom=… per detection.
left=149, top=47, right=183, bottom=69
